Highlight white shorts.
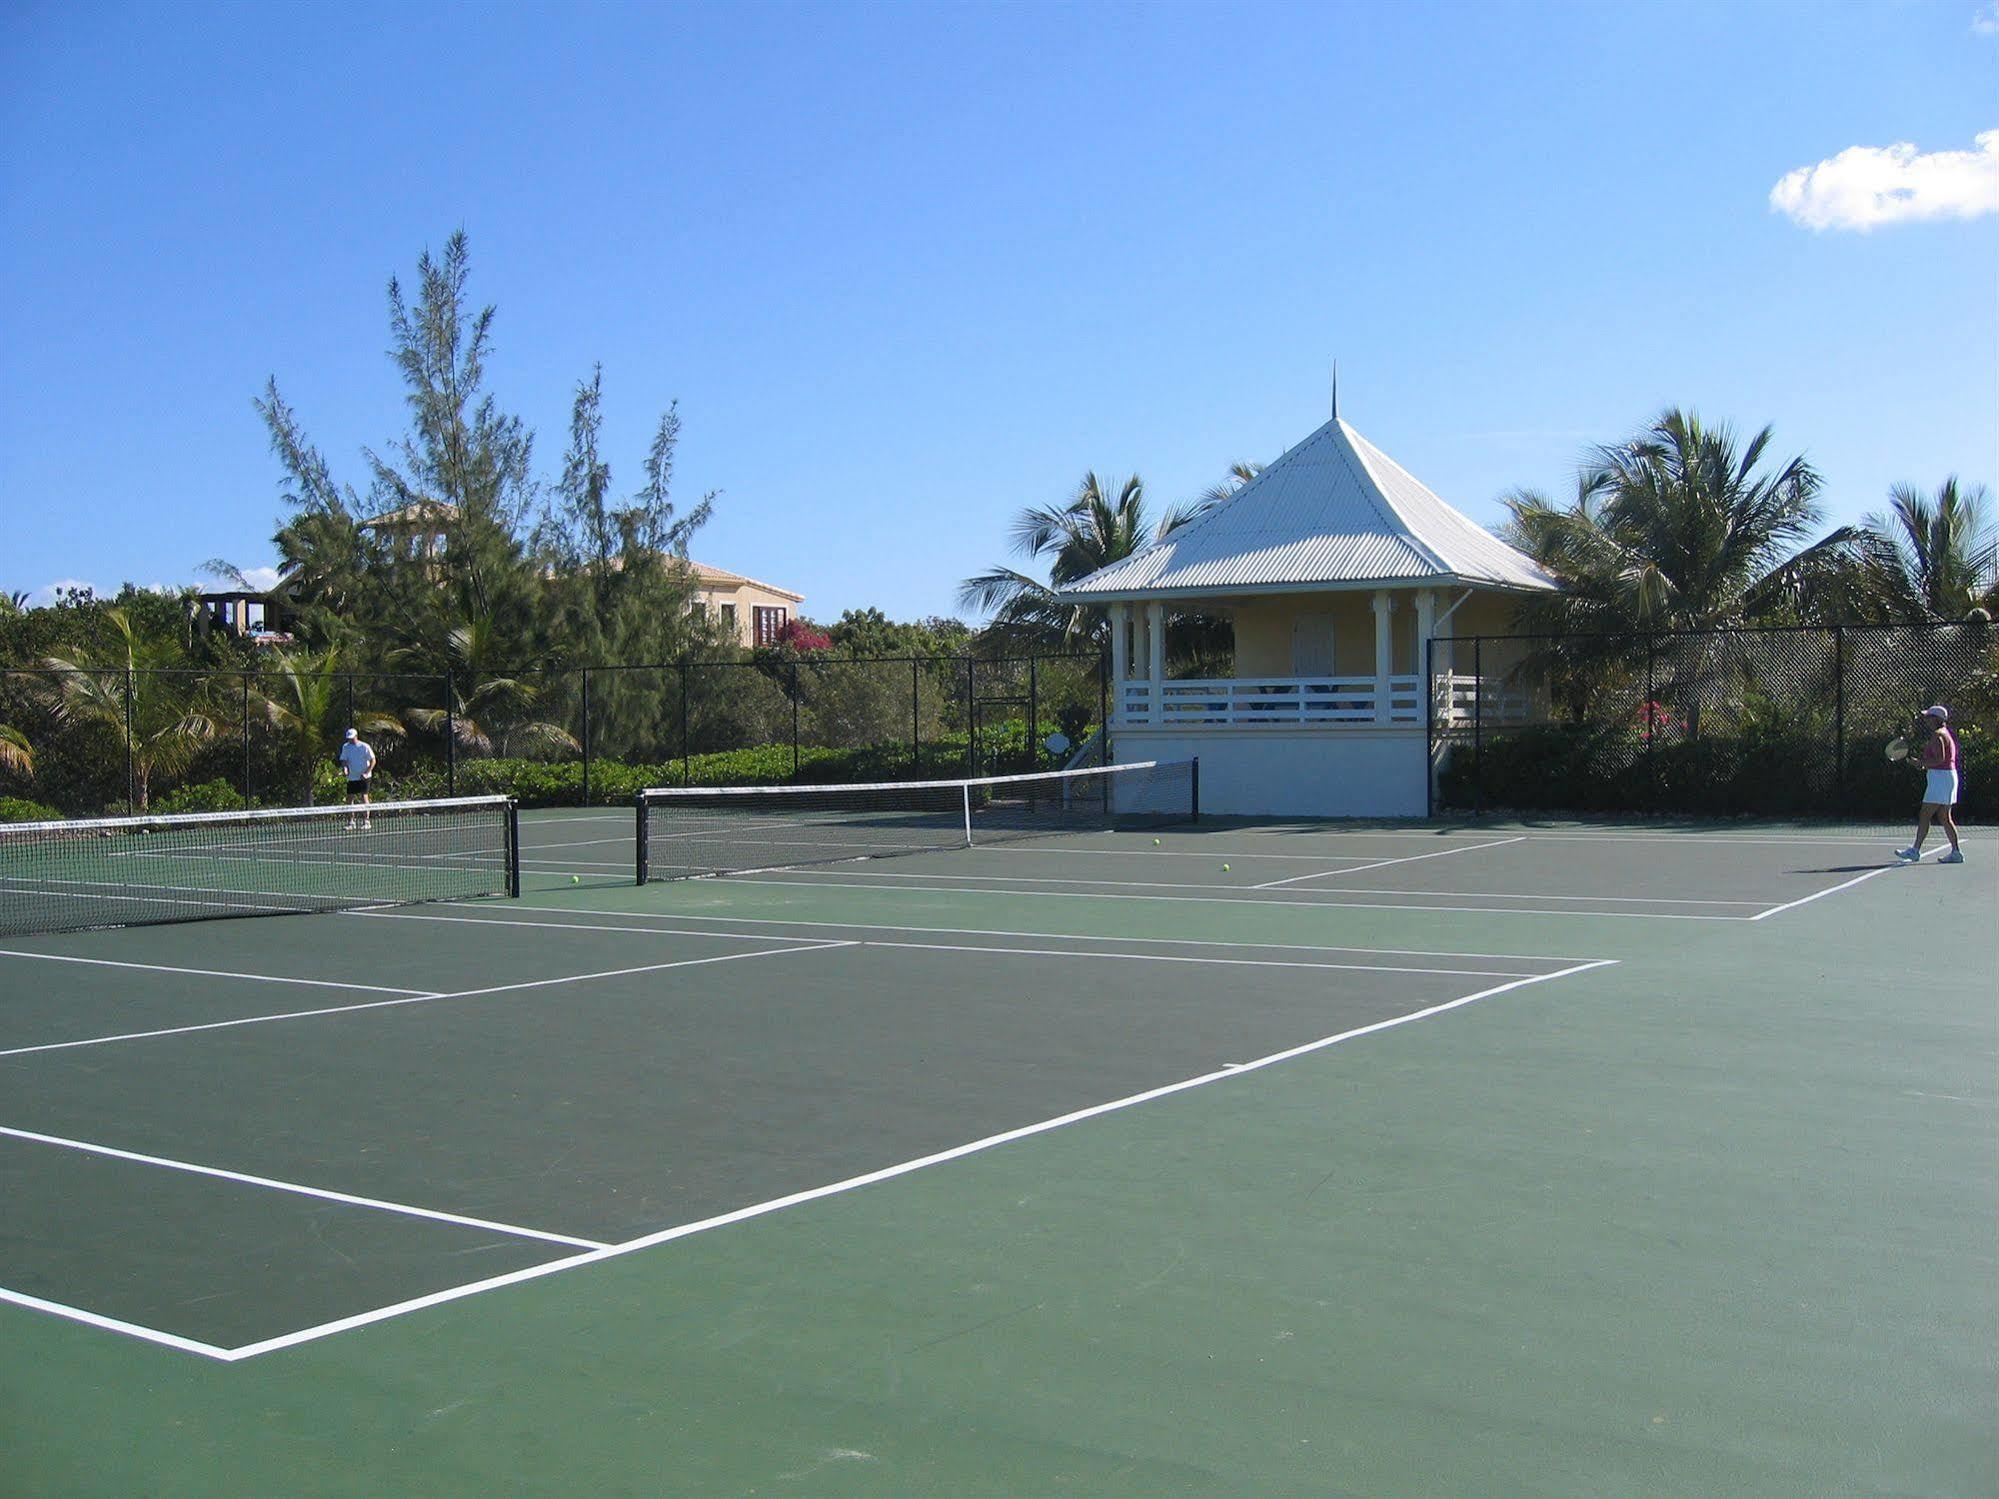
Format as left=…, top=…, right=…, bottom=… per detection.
left=1924, top=769, right=1959, bottom=806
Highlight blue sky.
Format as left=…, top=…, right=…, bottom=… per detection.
left=3, top=0, right=1994, bottom=622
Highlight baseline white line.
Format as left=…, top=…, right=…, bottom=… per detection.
left=1748, top=864, right=1903, bottom=920
left=347, top=908, right=839, bottom=945
left=442, top=901, right=1597, bottom=964
left=0, top=943, right=854, bottom=1059
left=211, top=957, right=1618, bottom=1361
left=1252, top=836, right=1527, bottom=889
left=0, top=1286, right=234, bottom=1361
left=0, top=1124, right=607, bottom=1249
left=1234, top=826, right=1966, bottom=849
left=733, top=873, right=1752, bottom=920
left=0, top=948, right=432, bottom=996
left=852, top=939, right=1533, bottom=979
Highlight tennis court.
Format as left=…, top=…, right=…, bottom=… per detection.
left=2, top=771, right=1992, bottom=1496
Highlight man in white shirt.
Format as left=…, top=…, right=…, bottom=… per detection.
left=336, top=728, right=376, bottom=828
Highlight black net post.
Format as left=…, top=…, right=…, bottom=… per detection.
left=445, top=669, right=457, bottom=798
left=241, top=673, right=252, bottom=810
left=633, top=793, right=650, bottom=884
left=1190, top=756, right=1201, bottom=822
left=581, top=668, right=592, bottom=806
left=1833, top=625, right=1847, bottom=816
left=124, top=667, right=136, bottom=813
left=1471, top=637, right=1483, bottom=817
left=505, top=799, right=522, bottom=898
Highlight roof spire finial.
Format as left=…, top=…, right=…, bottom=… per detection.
left=1330, top=360, right=1339, bottom=420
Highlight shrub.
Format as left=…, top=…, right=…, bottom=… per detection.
left=0, top=795, right=62, bottom=823
left=152, top=779, right=252, bottom=814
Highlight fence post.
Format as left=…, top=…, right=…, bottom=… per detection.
left=580, top=668, right=592, bottom=806
left=911, top=657, right=921, bottom=776
left=1833, top=625, right=1846, bottom=816
left=789, top=660, right=800, bottom=778
left=965, top=657, right=976, bottom=776
left=241, top=673, right=252, bottom=810
left=1099, top=649, right=1109, bottom=766
left=679, top=662, right=691, bottom=786
left=445, top=670, right=457, bottom=798
left=125, top=667, right=137, bottom=813
left=345, top=675, right=355, bottom=735
left=1644, top=633, right=1657, bottom=813
left=1028, top=657, right=1039, bottom=770
left=1471, top=638, right=1483, bottom=818
left=1423, top=636, right=1434, bottom=819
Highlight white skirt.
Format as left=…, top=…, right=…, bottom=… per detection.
left=1925, top=769, right=1959, bottom=806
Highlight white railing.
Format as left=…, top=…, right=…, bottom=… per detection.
left=1119, top=676, right=1423, bottom=727
left=1114, top=673, right=1541, bottom=728
left=1433, top=672, right=1539, bottom=726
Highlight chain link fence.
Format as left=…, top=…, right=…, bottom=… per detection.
left=1429, top=622, right=1998, bottom=821
left=0, top=652, right=1106, bottom=817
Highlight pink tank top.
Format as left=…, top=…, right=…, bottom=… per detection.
left=1930, top=728, right=1958, bottom=771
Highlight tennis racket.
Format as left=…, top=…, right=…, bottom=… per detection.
left=1885, top=736, right=1909, bottom=762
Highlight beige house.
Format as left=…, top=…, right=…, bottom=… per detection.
left=687, top=562, right=806, bottom=649
left=1059, top=409, right=1553, bottom=816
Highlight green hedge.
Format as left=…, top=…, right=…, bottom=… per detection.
left=1440, top=722, right=1995, bottom=820
left=0, top=796, right=63, bottom=823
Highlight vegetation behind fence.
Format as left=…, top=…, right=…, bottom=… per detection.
left=1430, top=622, right=1998, bottom=821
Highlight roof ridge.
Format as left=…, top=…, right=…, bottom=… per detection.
left=1332, top=420, right=1452, bottom=574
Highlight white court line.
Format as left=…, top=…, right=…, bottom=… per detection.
left=726, top=872, right=1754, bottom=920
left=190, top=957, right=1616, bottom=1361
left=0, top=1286, right=233, bottom=1361
left=1748, top=863, right=1903, bottom=920
left=442, top=901, right=1597, bottom=965
left=0, top=948, right=432, bottom=996
left=1240, top=886, right=1765, bottom=908
left=969, top=844, right=1428, bottom=864
left=0, top=1124, right=607, bottom=1249
left=851, top=939, right=1535, bottom=979
left=1251, top=836, right=1526, bottom=889
left=0, top=942, right=854, bottom=1059
left=355, top=908, right=1534, bottom=977
left=1235, top=826, right=1964, bottom=849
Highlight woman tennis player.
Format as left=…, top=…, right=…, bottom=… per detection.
left=1896, top=706, right=1963, bottom=864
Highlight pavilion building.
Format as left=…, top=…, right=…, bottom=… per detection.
left=1058, top=410, right=1554, bottom=816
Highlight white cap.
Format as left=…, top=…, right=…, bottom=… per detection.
left=344, top=727, right=359, bottom=740
left=1922, top=705, right=1948, bottom=722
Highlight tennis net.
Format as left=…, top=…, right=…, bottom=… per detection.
left=0, top=795, right=519, bottom=938
left=636, top=759, right=1197, bottom=883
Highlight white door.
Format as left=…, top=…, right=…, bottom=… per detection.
left=1290, top=613, right=1335, bottom=676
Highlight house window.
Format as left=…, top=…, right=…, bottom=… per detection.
left=753, top=606, right=787, bottom=647
left=1290, top=614, right=1335, bottom=676
left=719, top=603, right=737, bottom=633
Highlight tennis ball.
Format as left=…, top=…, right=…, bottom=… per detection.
left=570, top=875, right=581, bottom=885
left=1152, top=837, right=1161, bottom=846
left=1221, top=863, right=1231, bottom=872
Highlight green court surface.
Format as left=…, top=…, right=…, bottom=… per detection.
left=1, top=809, right=1993, bottom=1496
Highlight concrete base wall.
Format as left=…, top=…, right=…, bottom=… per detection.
left=1113, top=726, right=1429, bottom=818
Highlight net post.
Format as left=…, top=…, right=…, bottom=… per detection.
left=581, top=668, right=592, bottom=806
left=1190, top=756, right=1200, bottom=823
left=634, top=792, right=650, bottom=885
left=505, top=799, right=522, bottom=899
left=961, top=781, right=973, bottom=848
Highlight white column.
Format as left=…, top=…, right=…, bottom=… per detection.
left=1414, top=588, right=1436, bottom=722
left=1109, top=603, right=1129, bottom=683
left=1146, top=601, right=1166, bottom=693
left=1371, top=589, right=1394, bottom=722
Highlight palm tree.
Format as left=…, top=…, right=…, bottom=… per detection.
left=22, top=607, right=217, bottom=811
left=958, top=467, right=1250, bottom=653
left=1854, top=477, right=1996, bottom=621
left=254, top=648, right=402, bottom=803
left=0, top=725, right=31, bottom=777
left=400, top=617, right=579, bottom=758
left=1503, top=409, right=1860, bottom=633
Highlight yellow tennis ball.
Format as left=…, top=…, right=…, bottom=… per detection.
left=1152, top=837, right=1161, bottom=846
left=570, top=875, right=581, bottom=885
left=1221, top=863, right=1231, bottom=872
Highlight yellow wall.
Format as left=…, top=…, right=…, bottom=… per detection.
left=694, top=581, right=805, bottom=648
left=1225, top=587, right=1527, bottom=677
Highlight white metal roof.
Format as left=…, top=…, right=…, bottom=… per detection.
left=1058, top=417, right=1554, bottom=600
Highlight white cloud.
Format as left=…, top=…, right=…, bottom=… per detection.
left=237, top=566, right=283, bottom=591
left=1770, top=130, right=1999, bottom=231
left=1974, top=3, right=1999, bottom=36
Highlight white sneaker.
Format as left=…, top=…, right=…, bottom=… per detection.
left=1894, top=846, right=1920, bottom=862
left=1938, top=848, right=1964, bottom=864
